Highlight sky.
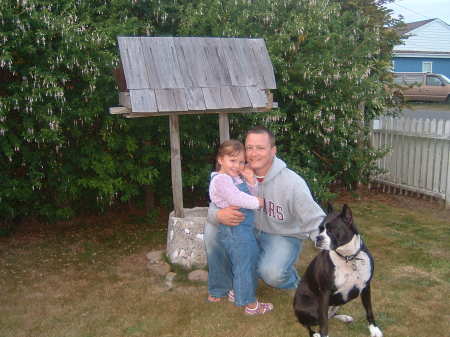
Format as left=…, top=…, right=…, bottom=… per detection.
left=384, top=0, right=450, bottom=25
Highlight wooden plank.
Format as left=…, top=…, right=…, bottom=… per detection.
left=202, top=87, right=238, bottom=110
left=399, top=117, right=407, bottom=186
left=248, top=39, right=276, bottom=89
left=173, top=37, right=196, bottom=88
left=427, top=119, right=437, bottom=192
left=119, top=92, right=131, bottom=108
left=388, top=118, right=395, bottom=184
left=393, top=118, right=399, bottom=186
left=219, top=113, right=230, bottom=143
left=203, top=38, right=232, bottom=86
left=246, top=87, right=267, bottom=108
left=406, top=118, right=415, bottom=187
left=434, top=119, right=445, bottom=194
left=230, top=86, right=252, bottom=108
left=373, top=179, right=444, bottom=199
left=174, top=37, right=211, bottom=87
left=442, top=120, right=450, bottom=209
left=413, top=119, right=423, bottom=188
left=442, top=120, right=450, bottom=198
left=109, top=106, right=131, bottom=114
left=446, top=155, right=450, bottom=208
left=169, top=115, right=184, bottom=217
left=185, top=88, right=206, bottom=111
left=123, top=107, right=265, bottom=118
left=234, top=38, right=259, bottom=87
left=118, top=37, right=150, bottom=89
left=130, top=89, right=157, bottom=113
left=248, top=39, right=277, bottom=89
left=419, top=119, right=428, bottom=189
left=141, top=37, right=184, bottom=89
left=221, top=38, right=251, bottom=87
left=155, top=88, right=187, bottom=112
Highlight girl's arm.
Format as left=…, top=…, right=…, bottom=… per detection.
left=210, top=174, right=260, bottom=210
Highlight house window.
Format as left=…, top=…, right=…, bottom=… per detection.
left=422, top=62, right=432, bottom=73
left=391, top=60, right=395, bottom=72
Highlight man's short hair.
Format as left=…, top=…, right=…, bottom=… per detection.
left=246, top=126, right=276, bottom=147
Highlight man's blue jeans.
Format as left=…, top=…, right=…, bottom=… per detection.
left=254, top=230, right=303, bottom=289
left=204, top=222, right=303, bottom=294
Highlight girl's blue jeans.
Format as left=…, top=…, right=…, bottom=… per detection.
left=204, top=222, right=303, bottom=299
left=218, top=221, right=259, bottom=306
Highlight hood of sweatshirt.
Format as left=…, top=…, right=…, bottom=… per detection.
left=263, top=156, right=286, bottom=183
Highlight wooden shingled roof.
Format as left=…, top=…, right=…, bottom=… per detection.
left=112, top=36, right=276, bottom=117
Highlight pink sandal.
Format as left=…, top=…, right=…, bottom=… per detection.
left=244, top=301, right=274, bottom=315
left=207, top=290, right=235, bottom=303
left=227, top=290, right=235, bottom=302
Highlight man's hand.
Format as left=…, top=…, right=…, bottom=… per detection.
left=217, top=206, right=245, bottom=226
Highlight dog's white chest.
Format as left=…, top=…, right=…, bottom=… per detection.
left=330, top=251, right=371, bottom=302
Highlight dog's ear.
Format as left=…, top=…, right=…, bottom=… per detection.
left=341, top=204, right=353, bottom=224
left=327, top=202, right=334, bottom=214
left=341, top=204, right=359, bottom=233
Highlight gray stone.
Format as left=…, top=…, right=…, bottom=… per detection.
left=187, top=269, right=208, bottom=282
left=146, top=261, right=171, bottom=276
left=165, top=272, right=177, bottom=289
left=166, top=207, right=208, bottom=268
left=146, top=250, right=165, bottom=264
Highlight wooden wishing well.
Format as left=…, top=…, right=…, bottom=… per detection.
left=110, top=36, right=277, bottom=218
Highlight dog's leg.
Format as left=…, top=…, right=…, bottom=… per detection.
left=327, top=306, right=339, bottom=319
left=333, top=314, right=354, bottom=323
left=317, top=291, right=330, bottom=337
left=328, top=306, right=354, bottom=323
left=307, top=326, right=316, bottom=337
left=361, top=285, right=383, bottom=337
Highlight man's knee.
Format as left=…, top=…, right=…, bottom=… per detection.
left=258, top=264, right=286, bottom=288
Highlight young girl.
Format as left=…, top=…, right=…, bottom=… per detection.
left=207, top=139, right=273, bottom=315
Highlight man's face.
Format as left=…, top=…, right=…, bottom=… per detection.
left=245, top=132, right=276, bottom=176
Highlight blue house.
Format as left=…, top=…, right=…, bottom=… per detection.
left=392, top=18, right=450, bottom=78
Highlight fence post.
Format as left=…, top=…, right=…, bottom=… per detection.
left=446, top=155, right=450, bottom=209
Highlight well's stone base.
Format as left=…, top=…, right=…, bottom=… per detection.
left=166, top=207, right=208, bottom=269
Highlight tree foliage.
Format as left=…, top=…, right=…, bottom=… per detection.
left=0, top=0, right=402, bottom=225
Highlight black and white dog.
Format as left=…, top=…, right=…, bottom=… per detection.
left=293, top=204, right=383, bottom=337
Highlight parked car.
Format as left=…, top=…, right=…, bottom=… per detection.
left=393, top=72, right=450, bottom=103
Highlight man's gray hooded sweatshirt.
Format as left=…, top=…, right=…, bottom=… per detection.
left=209, top=157, right=325, bottom=241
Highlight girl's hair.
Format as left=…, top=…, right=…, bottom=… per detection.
left=215, top=139, right=244, bottom=171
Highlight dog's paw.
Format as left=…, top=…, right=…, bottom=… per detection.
left=369, top=324, right=383, bottom=337
left=312, top=333, right=328, bottom=337
left=334, top=314, right=353, bottom=323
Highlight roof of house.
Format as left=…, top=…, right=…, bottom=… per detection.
left=116, top=36, right=276, bottom=115
left=393, top=18, right=450, bottom=55
left=399, top=19, right=435, bottom=34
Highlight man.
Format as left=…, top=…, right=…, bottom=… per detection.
left=206, top=126, right=325, bottom=294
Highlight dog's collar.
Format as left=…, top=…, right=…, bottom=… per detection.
left=334, top=235, right=363, bottom=263
left=335, top=247, right=363, bottom=263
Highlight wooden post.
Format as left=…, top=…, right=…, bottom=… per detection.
left=446, top=155, right=450, bottom=209
left=219, top=113, right=230, bottom=143
left=169, top=114, right=184, bottom=217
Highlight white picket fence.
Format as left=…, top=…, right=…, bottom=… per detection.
left=371, top=116, right=450, bottom=208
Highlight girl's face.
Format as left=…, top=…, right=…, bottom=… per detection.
left=218, top=152, right=245, bottom=177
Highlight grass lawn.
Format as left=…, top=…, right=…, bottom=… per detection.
left=1, top=191, right=449, bottom=337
